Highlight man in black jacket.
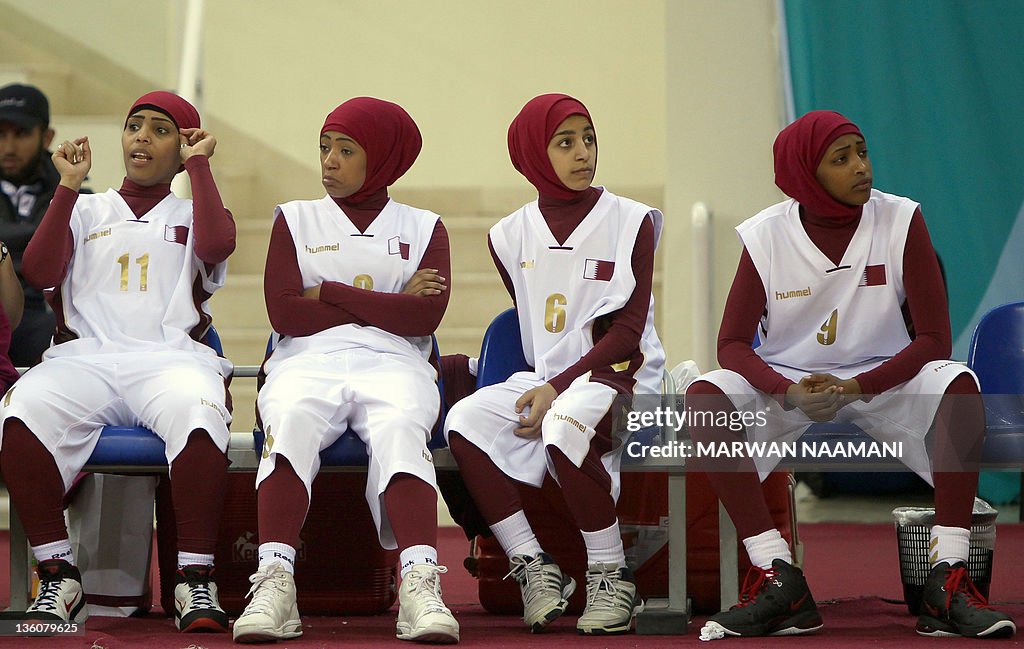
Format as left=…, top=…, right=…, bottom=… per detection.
left=0, top=83, right=59, bottom=366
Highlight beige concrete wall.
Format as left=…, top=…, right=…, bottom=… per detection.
left=199, top=0, right=667, bottom=191
left=0, top=0, right=182, bottom=85
left=0, top=0, right=668, bottom=190
left=662, top=0, right=786, bottom=369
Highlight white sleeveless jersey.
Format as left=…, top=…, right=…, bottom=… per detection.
left=266, top=196, right=440, bottom=369
left=489, top=188, right=666, bottom=394
left=48, top=188, right=227, bottom=359
left=739, top=189, right=918, bottom=378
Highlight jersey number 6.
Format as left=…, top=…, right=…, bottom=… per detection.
left=544, top=293, right=567, bottom=333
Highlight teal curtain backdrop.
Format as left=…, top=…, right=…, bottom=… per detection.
left=782, top=0, right=1024, bottom=358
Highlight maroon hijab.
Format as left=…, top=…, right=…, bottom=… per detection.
left=127, top=91, right=200, bottom=131
left=126, top=91, right=201, bottom=175
left=507, top=93, right=595, bottom=201
left=773, top=110, right=863, bottom=218
left=321, top=97, right=422, bottom=204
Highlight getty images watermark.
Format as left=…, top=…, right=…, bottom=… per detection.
left=620, top=400, right=904, bottom=465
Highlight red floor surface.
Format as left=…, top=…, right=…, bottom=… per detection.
left=2, top=523, right=1023, bottom=647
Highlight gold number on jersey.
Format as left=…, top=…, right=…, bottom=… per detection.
left=353, top=274, right=374, bottom=290
left=136, top=254, right=149, bottom=292
left=117, top=252, right=150, bottom=292
left=817, top=309, right=838, bottom=346
left=262, top=430, right=274, bottom=460
left=544, top=293, right=567, bottom=333
left=3, top=386, right=14, bottom=408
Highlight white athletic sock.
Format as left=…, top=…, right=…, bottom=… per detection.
left=930, top=525, right=970, bottom=567
left=743, top=529, right=792, bottom=570
left=177, top=551, right=215, bottom=570
left=258, top=542, right=297, bottom=574
left=32, top=539, right=74, bottom=565
left=491, top=511, right=543, bottom=559
left=582, top=522, right=627, bottom=570
left=399, top=545, right=439, bottom=578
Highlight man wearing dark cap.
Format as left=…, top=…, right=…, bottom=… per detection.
left=0, top=83, right=59, bottom=366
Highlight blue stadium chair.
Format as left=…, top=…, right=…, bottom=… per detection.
left=253, top=335, right=448, bottom=465
left=84, top=325, right=226, bottom=469
left=476, top=308, right=531, bottom=389
left=967, top=301, right=1024, bottom=467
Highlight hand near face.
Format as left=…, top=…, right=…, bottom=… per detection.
left=52, top=137, right=91, bottom=191
left=179, top=128, right=217, bottom=161
left=513, top=383, right=558, bottom=439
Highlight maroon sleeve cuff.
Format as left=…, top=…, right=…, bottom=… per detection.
left=186, top=156, right=235, bottom=264
left=22, top=185, right=77, bottom=288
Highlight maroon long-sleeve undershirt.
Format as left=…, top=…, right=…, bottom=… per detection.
left=263, top=195, right=450, bottom=339
left=716, top=207, right=950, bottom=397
left=22, top=156, right=235, bottom=289
left=489, top=187, right=656, bottom=394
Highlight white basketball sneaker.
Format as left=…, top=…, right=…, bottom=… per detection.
left=576, top=563, right=643, bottom=635
left=232, top=562, right=302, bottom=643
left=506, top=553, right=576, bottom=632
left=396, top=564, right=460, bottom=643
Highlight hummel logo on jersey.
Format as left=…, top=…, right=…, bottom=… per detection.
left=520, top=259, right=535, bottom=269
left=86, top=228, right=112, bottom=243
left=422, top=449, right=433, bottom=464
left=164, top=224, right=189, bottom=245
left=859, top=264, right=886, bottom=287
left=388, top=236, right=410, bottom=260
left=583, top=259, right=614, bottom=281
left=306, top=243, right=340, bottom=254
left=775, top=286, right=812, bottom=300
left=200, top=398, right=226, bottom=417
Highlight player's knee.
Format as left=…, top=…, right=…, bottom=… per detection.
left=686, top=378, right=725, bottom=397
left=442, top=399, right=473, bottom=434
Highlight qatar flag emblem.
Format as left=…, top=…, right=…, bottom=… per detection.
left=164, top=224, right=189, bottom=245
left=583, top=259, right=614, bottom=281
left=859, top=264, right=886, bottom=287
left=388, top=236, right=410, bottom=260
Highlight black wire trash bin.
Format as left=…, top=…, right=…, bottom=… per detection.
left=893, top=498, right=998, bottom=615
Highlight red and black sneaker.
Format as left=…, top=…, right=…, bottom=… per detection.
left=173, top=564, right=229, bottom=633
left=25, top=559, right=87, bottom=624
left=700, top=559, right=823, bottom=639
left=916, top=562, right=1015, bottom=638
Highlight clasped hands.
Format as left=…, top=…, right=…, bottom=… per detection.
left=785, top=373, right=862, bottom=422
